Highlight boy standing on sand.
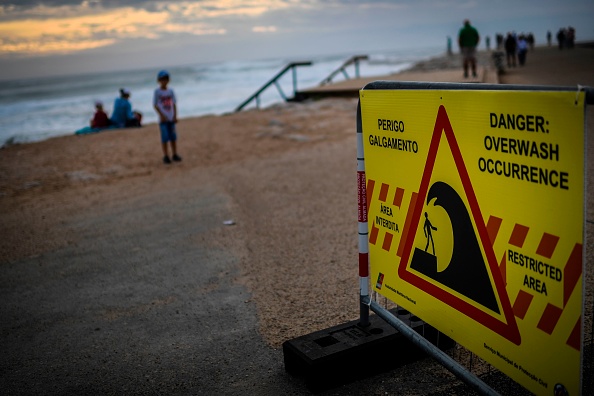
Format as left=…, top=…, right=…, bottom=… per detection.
left=153, top=70, right=181, bottom=164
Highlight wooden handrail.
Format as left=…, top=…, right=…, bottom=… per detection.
left=319, top=55, right=368, bottom=86
left=235, top=61, right=312, bottom=112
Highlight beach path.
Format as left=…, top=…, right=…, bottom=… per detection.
left=0, top=45, right=592, bottom=395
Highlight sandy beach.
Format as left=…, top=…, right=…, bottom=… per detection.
left=1, top=45, right=593, bottom=395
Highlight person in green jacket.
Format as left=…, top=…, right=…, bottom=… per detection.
left=458, top=19, right=480, bottom=78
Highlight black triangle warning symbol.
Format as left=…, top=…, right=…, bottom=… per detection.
left=398, top=105, right=521, bottom=345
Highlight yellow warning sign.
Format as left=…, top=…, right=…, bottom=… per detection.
left=360, top=88, right=585, bottom=396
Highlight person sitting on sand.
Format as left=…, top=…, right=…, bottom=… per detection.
left=110, top=88, right=142, bottom=128
left=90, top=101, right=111, bottom=129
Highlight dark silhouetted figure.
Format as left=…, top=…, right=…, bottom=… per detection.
left=557, top=28, right=566, bottom=50
left=567, top=27, right=575, bottom=48
left=458, top=19, right=480, bottom=78
left=505, top=32, right=517, bottom=67
left=547, top=30, right=552, bottom=46
left=517, top=34, right=528, bottom=66
left=527, top=33, right=534, bottom=50
left=496, top=33, right=503, bottom=49
left=424, top=212, right=438, bottom=255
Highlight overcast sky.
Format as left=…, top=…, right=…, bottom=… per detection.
left=1, top=0, right=593, bottom=80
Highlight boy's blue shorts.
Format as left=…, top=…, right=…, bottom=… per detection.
left=159, top=121, right=177, bottom=143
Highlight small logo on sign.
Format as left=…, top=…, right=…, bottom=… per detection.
left=376, top=273, right=385, bottom=290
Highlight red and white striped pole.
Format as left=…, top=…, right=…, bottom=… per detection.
left=356, top=102, right=370, bottom=327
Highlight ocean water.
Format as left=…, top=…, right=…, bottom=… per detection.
left=0, top=46, right=443, bottom=147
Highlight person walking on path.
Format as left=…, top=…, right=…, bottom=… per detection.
left=458, top=19, right=480, bottom=78
left=505, top=32, right=517, bottom=67
left=517, top=34, right=529, bottom=66
left=556, top=28, right=566, bottom=50
left=547, top=30, right=552, bottom=46
left=153, top=70, right=181, bottom=164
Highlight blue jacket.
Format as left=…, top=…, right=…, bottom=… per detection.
left=110, top=97, right=134, bottom=127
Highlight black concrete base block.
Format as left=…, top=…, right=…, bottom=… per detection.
left=283, top=311, right=455, bottom=393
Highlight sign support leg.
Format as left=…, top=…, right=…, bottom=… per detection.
left=357, top=102, right=370, bottom=327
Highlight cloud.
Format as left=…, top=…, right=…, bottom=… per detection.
left=156, top=0, right=291, bottom=19
left=0, top=37, right=116, bottom=54
left=252, top=26, right=277, bottom=33
left=0, top=0, right=296, bottom=19
left=0, top=4, right=232, bottom=56
left=4, top=0, right=592, bottom=61
left=0, top=0, right=302, bottom=56
left=0, top=7, right=162, bottom=55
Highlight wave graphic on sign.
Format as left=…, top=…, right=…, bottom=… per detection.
left=398, top=105, right=521, bottom=345
left=410, top=181, right=500, bottom=313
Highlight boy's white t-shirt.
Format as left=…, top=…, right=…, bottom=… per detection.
left=153, top=88, right=176, bottom=121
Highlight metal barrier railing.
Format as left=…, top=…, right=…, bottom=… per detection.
left=235, top=61, right=312, bottom=112
left=368, top=289, right=593, bottom=395
left=320, top=55, right=368, bottom=86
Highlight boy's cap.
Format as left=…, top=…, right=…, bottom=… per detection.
left=157, top=70, right=170, bottom=79
left=95, top=100, right=103, bottom=107
left=121, top=88, right=131, bottom=95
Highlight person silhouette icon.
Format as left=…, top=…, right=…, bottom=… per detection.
left=423, top=212, right=438, bottom=255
